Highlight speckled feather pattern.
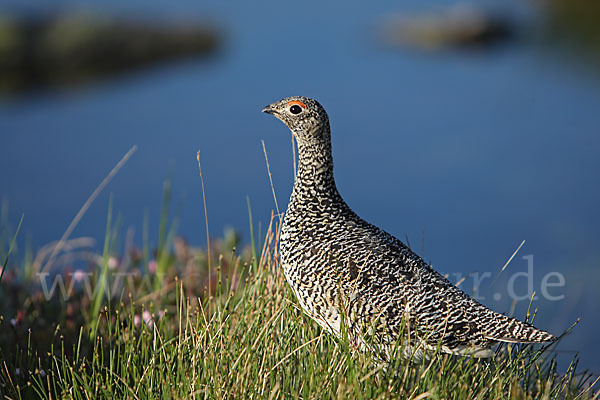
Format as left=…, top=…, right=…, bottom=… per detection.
left=263, top=96, right=555, bottom=360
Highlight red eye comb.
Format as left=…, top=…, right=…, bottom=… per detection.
left=287, top=100, right=307, bottom=108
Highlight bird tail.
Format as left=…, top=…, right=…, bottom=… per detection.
left=483, top=311, right=556, bottom=344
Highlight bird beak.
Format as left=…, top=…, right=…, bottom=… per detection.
left=262, top=105, right=277, bottom=115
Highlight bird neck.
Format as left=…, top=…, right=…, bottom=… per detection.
left=293, top=128, right=340, bottom=203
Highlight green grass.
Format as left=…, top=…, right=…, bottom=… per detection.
left=0, top=196, right=598, bottom=399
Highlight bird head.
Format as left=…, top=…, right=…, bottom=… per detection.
left=262, top=96, right=330, bottom=145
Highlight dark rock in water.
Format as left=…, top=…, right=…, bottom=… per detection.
left=378, top=4, right=515, bottom=52
left=0, top=12, right=220, bottom=93
left=543, top=0, right=600, bottom=66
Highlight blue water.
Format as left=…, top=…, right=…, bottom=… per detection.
left=1, top=0, right=600, bottom=372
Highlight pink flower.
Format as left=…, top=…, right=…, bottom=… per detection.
left=135, top=311, right=154, bottom=328
left=148, top=260, right=157, bottom=274
left=73, top=270, right=86, bottom=283
left=108, top=257, right=119, bottom=270
left=143, top=310, right=153, bottom=327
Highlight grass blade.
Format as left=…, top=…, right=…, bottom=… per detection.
left=0, top=214, right=23, bottom=283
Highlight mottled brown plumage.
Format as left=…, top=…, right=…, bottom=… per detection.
left=262, top=96, right=555, bottom=360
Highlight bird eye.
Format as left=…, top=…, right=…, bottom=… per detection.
left=289, top=104, right=303, bottom=115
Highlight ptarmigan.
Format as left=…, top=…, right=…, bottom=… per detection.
left=262, top=95, right=555, bottom=360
